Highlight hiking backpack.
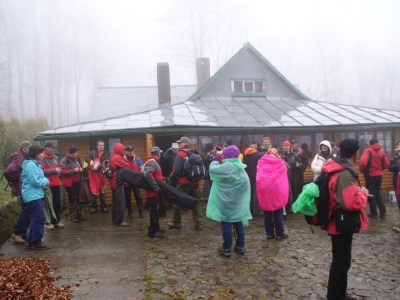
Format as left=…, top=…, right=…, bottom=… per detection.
left=182, top=150, right=206, bottom=182
left=3, top=160, right=20, bottom=188
left=305, top=172, right=330, bottom=231
left=101, top=159, right=113, bottom=179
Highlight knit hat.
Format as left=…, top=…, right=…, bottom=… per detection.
left=223, top=145, right=240, bottom=159
left=339, top=139, right=359, bottom=158
left=282, top=140, right=291, bottom=147
left=19, top=140, right=32, bottom=150
left=267, top=148, right=279, bottom=158
left=125, top=146, right=134, bottom=151
left=369, top=138, right=378, bottom=145
left=69, top=146, right=79, bottom=154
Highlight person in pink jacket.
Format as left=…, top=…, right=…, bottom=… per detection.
left=322, top=138, right=369, bottom=300
left=256, top=148, right=289, bottom=239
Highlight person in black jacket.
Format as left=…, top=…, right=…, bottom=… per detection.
left=243, top=141, right=263, bottom=216
left=389, top=142, right=400, bottom=190
left=290, top=139, right=308, bottom=202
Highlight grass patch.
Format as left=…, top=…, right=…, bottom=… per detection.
left=0, top=179, right=13, bottom=205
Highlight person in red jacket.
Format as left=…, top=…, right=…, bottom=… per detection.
left=109, top=143, right=131, bottom=226
left=167, top=136, right=203, bottom=230
left=359, top=138, right=389, bottom=219
left=143, top=146, right=165, bottom=238
left=61, top=146, right=84, bottom=223
left=41, top=142, right=64, bottom=229
left=322, top=138, right=369, bottom=300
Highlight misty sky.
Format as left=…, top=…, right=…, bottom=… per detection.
left=0, top=0, right=398, bottom=127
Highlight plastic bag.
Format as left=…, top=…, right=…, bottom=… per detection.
left=292, top=182, right=319, bottom=216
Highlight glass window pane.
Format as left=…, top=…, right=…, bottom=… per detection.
left=244, top=81, right=254, bottom=92
left=255, top=81, right=264, bottom=93
left=244, top=134, right=264, bottom=148
left=233, top=81, right=242, bottom=92
left=377, top=131, right=392, bottom=156
left=295, top=135, right=312, bottom=158
left=358, top=132, right=374, bottom=155
left=198, top=136, right=220, bottom=154
left=315, top=133, right=332, bottom=153
left=339, top=132, right=356, bottom=140
left=222, top=135, right=242, bottom=150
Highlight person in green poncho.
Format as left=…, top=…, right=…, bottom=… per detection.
left=206, top=145, right=252, bottom=257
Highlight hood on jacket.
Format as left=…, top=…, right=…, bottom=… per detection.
left=369, top=143, right=382, bottom=152
left=112, top=143, right=125, bottom=156
left=10, top=151, right=27, bottom=161
left=244, top=148, right=259, bottom=156
left=319, top=140, right=332, bottom=153
left=322, top=157, right=358, bottom=177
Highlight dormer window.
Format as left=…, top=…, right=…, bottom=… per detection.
left=231, top=79, right=266, bottom=96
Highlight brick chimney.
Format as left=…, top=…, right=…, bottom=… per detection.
left=196, top=57, right=210, bottom=90
left=157, top=62, right=171, bottom=105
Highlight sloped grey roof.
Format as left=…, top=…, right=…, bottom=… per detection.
left=37, top=97, right=400, bottom=138
left=92, top=85, right=197, bottom=121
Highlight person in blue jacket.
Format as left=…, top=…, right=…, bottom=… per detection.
left=15, top=145, right=50, bottom=250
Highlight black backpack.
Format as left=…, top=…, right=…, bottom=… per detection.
left=305, top=172, right=331, bottom=231
left=182, top=150, right=206, bottom=182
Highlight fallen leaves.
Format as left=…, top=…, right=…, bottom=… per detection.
left=0, top=257, right=73, bottom=299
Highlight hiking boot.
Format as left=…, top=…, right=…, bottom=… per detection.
left=127, top=213, right=132, bottom=219
left=138, top=207, right=144, bottom=218
left=77, top=215, right=86, bottom=221
left=233, top=246, right=246, bottom=254
left=11, top=233, right=25, bottom=244
left=195, top=225, right=203, bottom=231
left=148, top=231, right=165, bottom=238
left=90, top=208, right=97, bottom=214
left=158, top=228, right=167, bottom=234
left=217, top=247, right=231, bottom=257
left=367, top=214, right=378, bottom=219
left=276, top=233, right=289, bottom=239
left=167, top=222, right=182, bottom=229
left=380, top=214, right=387, bottom=219
left=101, top=207, right=108, bottom=213
left=45, top=224, right=54, bottom=230
left=266, top=235, right=275, bottom=240
left=54, top=222, right=65, bottom=228
left=29, top=242, right=51, bottom=250
left=116, top=222, right=130, bottom=227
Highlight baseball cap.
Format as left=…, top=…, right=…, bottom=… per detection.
left=150, top=146, right=163, bottom=155
left=45, top=142, right=56, bottom=148
left=125, top=146, right=134, bottom=151
left=19, top=140, right=32, bottom=149
left=291, top=139, right=299, bottom=144
left=176, top=136, right=190, bottom=143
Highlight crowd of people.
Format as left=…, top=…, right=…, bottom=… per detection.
left=6, top=135, right=400, bottom=299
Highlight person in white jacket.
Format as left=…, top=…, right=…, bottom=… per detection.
left=311, top=140, right=333, bottom=182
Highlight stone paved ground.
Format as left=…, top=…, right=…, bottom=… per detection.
left=146, top=200, right=400, bottom=300
left=1, top=200, right=400, bottom=299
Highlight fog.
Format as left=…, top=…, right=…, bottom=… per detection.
left=0, top=0, right=398, bottom=128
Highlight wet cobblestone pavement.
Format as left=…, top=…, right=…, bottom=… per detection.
left=1, top=200, right=400, bottom=299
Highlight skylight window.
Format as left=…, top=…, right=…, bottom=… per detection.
left=231, top=80, right=266, bottom=94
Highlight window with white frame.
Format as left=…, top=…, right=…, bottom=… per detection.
left=231, top=80, right=266, bottom=93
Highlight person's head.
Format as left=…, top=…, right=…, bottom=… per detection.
left=301, top=143, right=309, bottom=150
left=44, top=141, right=56, bottom=155
left=20, top=140, right=32, bottom=153
left=339, top=138, right=359, bottom=159
left=263, top=137, right=271, bottom=148
left=150, top=146, right=163, bottom=159
left=369, top=138, right=379, bottom=146
left=226, top=139, right=233, bottom=146
left=330, top=141, right=336, bottom=149
left=125, top=146, right=134, bottom=157
left=216, top=140, right=226, bottom=150
left=69, top=146, right=79, bottom=158
left=96, top=140, right=105, bottom=151
left=291, top=139, right=299, bottom=151
left=395, top=143, right=400, bottom=156
left=176, top=137, right=190, bottom=150
left=28, top=145, right=45, bottom=160
left=204, top=143, right=213, bottom=153
left=223, top=145, right=240, bottom=159
left=171, top=142, right=179, bottom=153
left=267, top=148, right=280, bottom=158
left=319, top=140, right=332, bottom=154
left=282, top=140, right=291, bottom=153
left=248, top=140, right=258, bottom=149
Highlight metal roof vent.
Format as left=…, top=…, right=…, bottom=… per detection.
left=196, top=57, right=210, bottom=90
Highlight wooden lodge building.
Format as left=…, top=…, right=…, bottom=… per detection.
left=34, top=43, right=400, bottom=204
